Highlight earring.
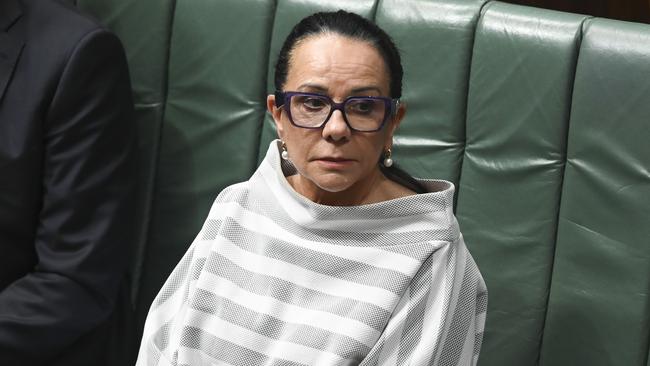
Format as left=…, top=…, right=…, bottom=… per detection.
left=281, top=141, right=289, bottom=160
left=383, top=148, right=393, bottom=167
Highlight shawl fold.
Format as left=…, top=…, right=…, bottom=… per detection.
left=137, top=140, right=487, bottom=366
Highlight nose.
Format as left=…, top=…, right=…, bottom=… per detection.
left=322, top=109, right=351, bottom=141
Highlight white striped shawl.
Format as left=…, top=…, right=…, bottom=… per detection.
left=137, top=141, right=487, bottom=366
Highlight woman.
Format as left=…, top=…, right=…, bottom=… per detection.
left=137, top=10, right=486, bottom=366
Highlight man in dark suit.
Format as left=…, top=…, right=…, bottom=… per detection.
left=0, top=0, right=136, bottom=364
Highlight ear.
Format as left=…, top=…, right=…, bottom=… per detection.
left=267, top=94, right=285, bottom=138
left=384, top=101, right=407, bottom=147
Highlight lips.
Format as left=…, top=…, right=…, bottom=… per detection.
left=319, top=157, right=351, bottom=162
left=313, top=155, right=354, bottom=162
left=313, top=156, right=355, bottom=168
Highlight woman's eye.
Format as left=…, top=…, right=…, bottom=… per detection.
left=303, top=98, right=327, bottom=109
left=349, top=101, right=374, bottom=114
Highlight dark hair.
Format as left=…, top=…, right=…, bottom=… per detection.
left=274, top=10, right=403, bottom=98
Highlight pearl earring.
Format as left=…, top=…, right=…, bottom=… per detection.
left=383, top=148, right=393, bottom=167
left=281, top=141, right=289, bottom=160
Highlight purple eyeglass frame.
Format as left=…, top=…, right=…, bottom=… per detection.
left=274, top=91, right=399, bottom=132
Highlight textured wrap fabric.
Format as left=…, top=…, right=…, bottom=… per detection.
left=137, top=140, right=487, bottom=366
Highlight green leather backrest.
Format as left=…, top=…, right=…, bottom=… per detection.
left=539, top=18, right=650, bottom=366
left=457, top=4, right=586, bottom=364
left=77, top=1, right=650, bottom=364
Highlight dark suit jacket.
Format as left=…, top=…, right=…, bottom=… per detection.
left=0, top=0, right=136, bottom=364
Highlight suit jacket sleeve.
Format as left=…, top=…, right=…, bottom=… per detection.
left=0, top=27, right=137, bottom=362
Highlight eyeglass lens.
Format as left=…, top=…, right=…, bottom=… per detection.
left=289, top=94, right=387, bottom=131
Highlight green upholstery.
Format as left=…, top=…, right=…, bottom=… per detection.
left=457, top=4, right=587, bottom=365
left=77, top=0, right=650, bottom=364
left=539, top=18, right=650, bottom=366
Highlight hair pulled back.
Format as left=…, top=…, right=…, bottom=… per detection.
left=274, top=10, right=403, bottom=99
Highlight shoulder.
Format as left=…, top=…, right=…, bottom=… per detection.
left=215, top=181, right=251, bottom=203
left=204, top=181, right=252, bottom=215
left=17, top=0, right=121, bottom=64
left=20, top=0, right=103, bottom=36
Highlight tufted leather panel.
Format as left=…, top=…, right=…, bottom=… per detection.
left=456, top=3, right=588, bottom=365
left=539, top=17, right=650, bottom=366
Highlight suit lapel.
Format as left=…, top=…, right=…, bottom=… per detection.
left=0, top=0, right=24, bottom=103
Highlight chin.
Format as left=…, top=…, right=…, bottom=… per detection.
left=316, top=183, right=352, bottom=194
left=312, top=175, right=357, bottom=193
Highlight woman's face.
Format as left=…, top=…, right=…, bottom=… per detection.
left=267, top=34, right=405, bottom=204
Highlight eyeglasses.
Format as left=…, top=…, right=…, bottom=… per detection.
left=274, top=91, right=399, bottom=132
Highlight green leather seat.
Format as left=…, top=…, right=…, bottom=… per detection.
left=77, top=0, right=650, bottom=364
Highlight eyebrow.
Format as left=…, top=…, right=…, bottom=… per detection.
left=351, top=86, right=383, bottom=94
left=297, top=83, right=384, bottom=95
left=297, top=83, right=327, bottom=92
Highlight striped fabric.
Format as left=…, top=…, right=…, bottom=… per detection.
left=137, top=140, right=487, bottom=366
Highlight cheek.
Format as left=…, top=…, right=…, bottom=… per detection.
left=276, top=116, right=291, bottom=140
left=283, top=129, right=315, bottom=161
left=350, top=135, right=388, bottom=172
left=381, top=122, right=396, bottom=145
left=368, top=132, right=390, bottom=156
left=373, top=134, right=393, bottom=165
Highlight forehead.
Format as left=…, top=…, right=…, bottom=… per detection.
left=286, top=34, right=389, bottom=93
